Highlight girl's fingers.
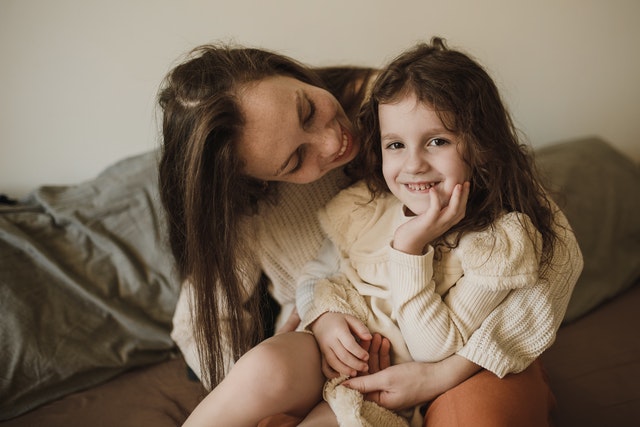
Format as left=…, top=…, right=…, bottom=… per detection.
left=336, top=338, right=370, bottom=373
left=325, top=346, right=359, bottom=377
left=443, top=182, right=469, bottom=223
left=322, top=357, right=340, bottom=379
left=446, top=184, right=463, bottom=216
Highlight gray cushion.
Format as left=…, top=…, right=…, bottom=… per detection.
left=535, top=137, right=640, bottom=322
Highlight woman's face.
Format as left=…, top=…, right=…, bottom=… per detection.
left=237, top=75, right=359, bottom=184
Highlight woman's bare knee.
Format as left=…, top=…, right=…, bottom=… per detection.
left=231, top=332, right=324, bottom=411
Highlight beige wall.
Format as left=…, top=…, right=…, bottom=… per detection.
left=1, top=0, right=639, bottom=196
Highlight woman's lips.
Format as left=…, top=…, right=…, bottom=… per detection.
left=333, top=127, right=353, bottom=163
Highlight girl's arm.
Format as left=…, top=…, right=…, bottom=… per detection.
left=390, top=210, right=544, bottom=362
left=295, top=239, right=343, bottom=328
left=389, top=245, right=511, bottom=362
left=388, top=180, right=512, bottom=361
left=343, top=207, right=583, bottom=410
left=296, top=239, right=373, bottom=377
left=456, top=206, right=583, bottom=377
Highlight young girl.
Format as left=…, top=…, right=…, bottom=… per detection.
left=179, top=38, right=582, bottom=427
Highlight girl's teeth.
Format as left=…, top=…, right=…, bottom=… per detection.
left=407, top=183, right=434, bottom=191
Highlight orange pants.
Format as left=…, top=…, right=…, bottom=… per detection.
left=258, top=360, right=556, bottom=427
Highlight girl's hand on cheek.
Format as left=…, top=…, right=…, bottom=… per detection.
left=393, top=182, right=470, bottom=255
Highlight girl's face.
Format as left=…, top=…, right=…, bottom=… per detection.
left=379, top=93, right=470, bottom=215
left=236, top=75, right=359, bottom=184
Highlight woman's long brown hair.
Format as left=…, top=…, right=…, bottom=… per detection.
left=157, top=44, right=375, bottom=388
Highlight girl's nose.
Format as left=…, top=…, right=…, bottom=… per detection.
left=404, top=151, right=429, bottom=174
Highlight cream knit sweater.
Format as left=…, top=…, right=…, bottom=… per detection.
left=297, top=180, right=546, bottom=365
left=171, top=169, right=583, bottom=387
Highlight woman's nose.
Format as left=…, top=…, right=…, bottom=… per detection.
left=309, top=128, right=339, bottom=160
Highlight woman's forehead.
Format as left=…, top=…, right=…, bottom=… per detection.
left=237, top=76, right=302, bottom=179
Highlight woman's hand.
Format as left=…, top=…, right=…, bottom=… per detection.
left=358, top=333, right=391, bottom=375
left=393, top=182, right=470, bottom=255
left=310, top=312, right=372, bottom=378
left=342, top=354, right=481, bottom=411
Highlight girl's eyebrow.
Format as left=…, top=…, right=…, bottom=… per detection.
left=381, top=132, right=400, bottom=140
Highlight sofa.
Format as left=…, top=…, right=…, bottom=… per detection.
left=1, top=137, right=638, bottom=427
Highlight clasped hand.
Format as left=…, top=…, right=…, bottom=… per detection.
left=310, top=312, right=388, bottom=378
left=311, top=312, right=437, bottom=411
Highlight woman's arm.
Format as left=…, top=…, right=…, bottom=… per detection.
left=343, top=354, right=481, bottom=410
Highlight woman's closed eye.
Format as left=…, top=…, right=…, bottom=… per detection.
left=287, top=145, right=307, bottom=175
left=304, top=97, right=316, bottom=129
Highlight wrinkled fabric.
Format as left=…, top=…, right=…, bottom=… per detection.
left=0, top=151, right=181, bottom=419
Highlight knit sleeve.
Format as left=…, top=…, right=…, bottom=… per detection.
left=296, top=239, right=343, bottom=329
left=456, top=206, right=584, bottom=377
left=389, top=246, right=509, bottom=363
left=317, top=181, right=376, bottom=255
left=300, top=274, right=370, bottom=331
left=457, top=212, right=542, bottom=290
left=296, top=181, right=376, bottom=330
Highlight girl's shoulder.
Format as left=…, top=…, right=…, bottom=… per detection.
left=456, top=212, right=542, bottom=290
left=319, top=180, right=391, bottom=252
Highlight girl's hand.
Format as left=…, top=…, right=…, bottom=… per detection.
left=393, top=182, right=470, bottom=255
left=341, top=354, right=481, bottom=411
left=310, top=312, right=372, bottom=378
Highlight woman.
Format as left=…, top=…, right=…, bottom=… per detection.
left=158, top=43, right=582, bottom=426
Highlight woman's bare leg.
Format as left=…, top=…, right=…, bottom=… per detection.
left=183, top=332, right=325, bottom=427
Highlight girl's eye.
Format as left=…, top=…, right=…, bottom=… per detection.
left=386, top=141, right=405, bottom=150
left=428, top=138, right=449, bottom=147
